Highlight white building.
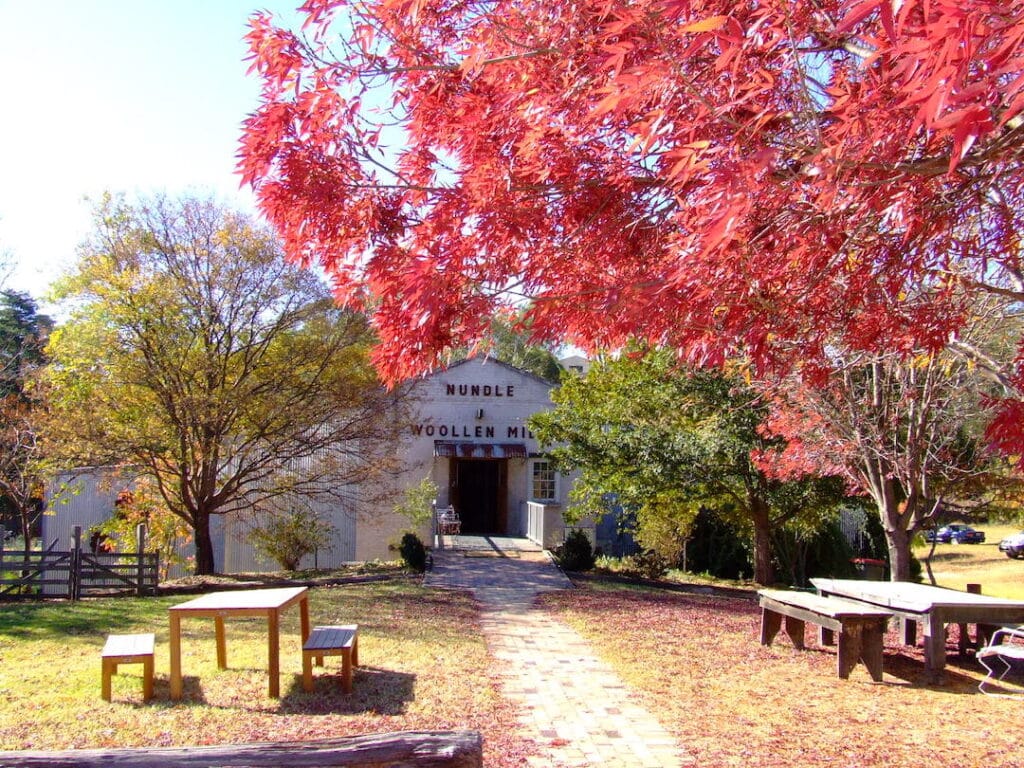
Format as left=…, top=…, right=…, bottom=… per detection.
left=558, top=354, right=591, bottom=376
left=42, top=357, right=580, bottom=574
left=382, top=356, right=575, bottom=552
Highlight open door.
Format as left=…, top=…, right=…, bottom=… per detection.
left=450, top=459, right=508, bottom=534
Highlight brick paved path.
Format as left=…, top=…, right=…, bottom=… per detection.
left=425, top=539, right=688, bottom=767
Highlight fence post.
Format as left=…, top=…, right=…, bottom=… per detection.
left=136, top=523, right=147, bottom=596
left=70, top=526, right=82, bottom=602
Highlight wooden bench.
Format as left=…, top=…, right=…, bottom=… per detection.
left=101, top=633, right=155, bottom=702
left=758, top=590, right=892, bottom=681
left=302, top=624, right=359, bottom=693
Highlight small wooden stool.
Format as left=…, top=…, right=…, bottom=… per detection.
left=302, top=624, right=359, bottom=693
left=101, top=633, right=155, bottom=702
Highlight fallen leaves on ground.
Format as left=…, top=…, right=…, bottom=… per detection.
left=541, top=581, right=1021, bottom=768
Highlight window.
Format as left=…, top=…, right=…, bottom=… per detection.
left=531, top=459, right=557, bottom=501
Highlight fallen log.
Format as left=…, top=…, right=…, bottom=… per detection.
left=0, top=730, right=483, bottom=768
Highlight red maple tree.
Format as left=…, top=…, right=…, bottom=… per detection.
left=239, top=0, right=1024, bottom=447
left=757, top=343, right=1004, bottom=581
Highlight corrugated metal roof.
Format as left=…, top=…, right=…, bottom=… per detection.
left=433, top=441, right=528, bottom=459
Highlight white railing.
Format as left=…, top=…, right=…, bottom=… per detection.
left=525, top=501, right=566, bottom=550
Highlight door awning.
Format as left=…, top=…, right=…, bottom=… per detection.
left=434, top=441, right=527, bottom=459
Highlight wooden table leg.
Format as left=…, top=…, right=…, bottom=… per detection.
left=861, top=620, right=885, bottom=683
left=299, top=596, right=322, bottom=665
left=759, top=609, right=781, bottom=645
left=923, top=614, right=947, bottom=683
left=959, top=584, right=982, bottom=654
left=784, top=616, right=806, bottom=650
left=170, top=613, right=182, bottom=701
left=215, top=615, right=227, bottom=669
left=300, top=595, right=310, bottom=643
left=836, top=623, right=863, bottom=680
left=341, top=647, right=353, bottom=693
left=267, top=610, right=280, bottom=698
left=142, top=654, right=154, bottom=701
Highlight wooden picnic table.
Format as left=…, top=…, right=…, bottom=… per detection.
left=811, top=578, right=1024, bottom=680
left=169, top=586, right=310, bottom=700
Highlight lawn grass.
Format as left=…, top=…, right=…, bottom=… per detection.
left=2, top=552, right=1022, bottom=768
left=915, top=522, right=1024, bottom=599
left=0, top=581, right=534, bottom=766
left=543, top=580, right=1023, bottom=768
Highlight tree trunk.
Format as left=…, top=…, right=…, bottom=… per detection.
left=886, top=526, right=913, bottom=582
left=749, top=498, right=774, bottom=586
left=192, top=510, right=216, bottom=575
left=19, top=506, right=33, bottom=552
left=863, top=472, right=913, bottom=582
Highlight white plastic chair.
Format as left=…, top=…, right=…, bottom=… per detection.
left=977, top=625, right=1024, bottom=696
left=438, top=506, right=461, bottom=536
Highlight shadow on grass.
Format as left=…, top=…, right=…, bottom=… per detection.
left=137, top=667, right=417, bottom=715
left=869, top=646, right=1002, bottom=694
left=777, top=642, right=991, bottom=695
left=0, top=597, right=170, bottom=640
left=280, top=667, right=417, bottom=715
left=921, top=550, right=977, bottom=565
left=145, top=675, right=207, bottom=706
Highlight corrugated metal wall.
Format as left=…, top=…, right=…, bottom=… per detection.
left=221, top=497, right=358, bottom=572
left=42, top=466, right=360, bottom=578
left=41, top=469, right=131, bottom=551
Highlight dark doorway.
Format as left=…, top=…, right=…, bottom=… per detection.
left=450, top=459, right=507, bottom=534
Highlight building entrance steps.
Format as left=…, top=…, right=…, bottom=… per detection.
left=425, top=549, right=689, bottom=767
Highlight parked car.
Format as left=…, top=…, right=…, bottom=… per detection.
left=924, top=524, right=986, bottom=544
left=999, top=531, right=1024, bottom=559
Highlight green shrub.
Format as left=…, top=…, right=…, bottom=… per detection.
left=593, top=550, right=670, bottom=579
left=394, top=477, right=438, bottom=530
left=554, top=529, right=595, bottom=571
left=623, top=549, right=671, bottom=579
left=248, top=507, right=335, bottom=571
left=399, top=532, right=428, bottom=572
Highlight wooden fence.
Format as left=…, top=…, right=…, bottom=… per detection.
left=0, top=525, right=158, bottom=600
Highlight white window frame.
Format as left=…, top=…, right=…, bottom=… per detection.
left=530, top=458, right=558, bottom=502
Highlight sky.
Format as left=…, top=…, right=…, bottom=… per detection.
left=0, top=0, right=304, bottom=301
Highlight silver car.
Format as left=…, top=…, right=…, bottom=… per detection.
left=998, top=531, right=1024, bottom=559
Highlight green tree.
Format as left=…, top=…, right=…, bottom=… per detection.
left=0, top=290, right=52, bottom=398
left=481, top=314, right=563, bottom=383
left=530, top=349, right=845, bottom=585
left=98, top=478, right=192, bottom=580
left=44, top=194, right=406, bottom=575
left=449, top=312, right=564, bottom=382
left=0, top=291, right=52, bottom=549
